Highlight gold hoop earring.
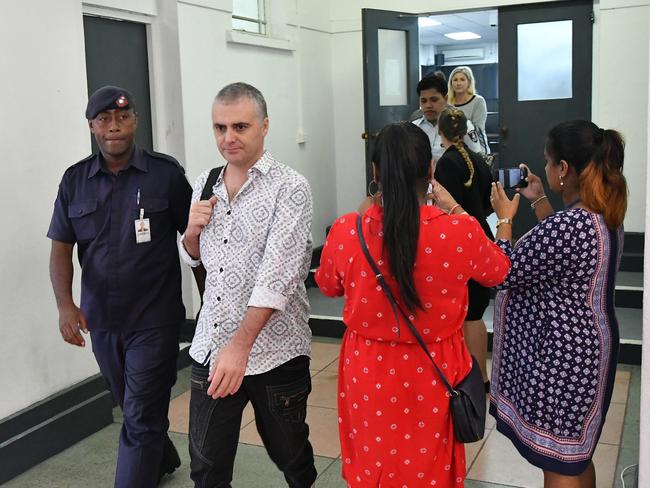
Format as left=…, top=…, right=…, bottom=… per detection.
left=368, top=180, right=380, bottom=197
left=559, top=175, right=564, bottom=187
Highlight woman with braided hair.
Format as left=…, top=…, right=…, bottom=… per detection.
left=434, top=107, right=494, bottom=392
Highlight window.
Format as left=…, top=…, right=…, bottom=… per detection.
left=517, top=20, right=573, bottom=101
left=232, top=0, right=266, bottom=35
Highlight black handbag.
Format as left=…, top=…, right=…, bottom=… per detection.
left=355, top=215, right=486, bottom=443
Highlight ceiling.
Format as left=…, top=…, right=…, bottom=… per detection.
left=417, top=10, right=498, bottom=47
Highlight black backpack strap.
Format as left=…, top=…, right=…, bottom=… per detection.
left=200, top=166, right=224, bottom=200
left=194, top=166, right=223, bottom=310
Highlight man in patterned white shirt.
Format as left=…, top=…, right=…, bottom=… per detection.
left=179, top=82, right=316, bottom=487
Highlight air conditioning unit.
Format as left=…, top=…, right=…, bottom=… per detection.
left=441, top=47, right=485, bottom=62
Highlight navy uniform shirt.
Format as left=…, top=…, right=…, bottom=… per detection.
left=47, top=147, right=192, bottom=331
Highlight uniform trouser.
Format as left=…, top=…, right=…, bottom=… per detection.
left=189, top=355, right=317, bottom=488
left=91, top=326, right=179, bottom=488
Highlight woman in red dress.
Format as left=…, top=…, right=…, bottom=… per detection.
left=316, top=122, right=510, bottom=487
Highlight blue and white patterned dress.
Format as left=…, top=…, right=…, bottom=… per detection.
left=489, top=208, right=623, bottom=475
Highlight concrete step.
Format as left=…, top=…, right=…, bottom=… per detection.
left=306, top=288, right=642, bottom=365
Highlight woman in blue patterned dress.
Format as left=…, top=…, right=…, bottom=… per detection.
left=488, top=120, right=627, bottom=487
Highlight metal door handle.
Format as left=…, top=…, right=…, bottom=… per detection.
left=361, top=132, right=379, bottom=140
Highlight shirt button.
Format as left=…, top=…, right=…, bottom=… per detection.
left=213, top=323, right=217, bottom=328
left=219, top=267, right=224, bottom=273
left=217, top=296, right=221, bottom=302
left=226, top=210, right=232, bottom=216
left=223, top=238, right=228, bottom=244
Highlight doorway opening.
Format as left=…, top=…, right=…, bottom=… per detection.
left=417, top=10, right=499, bottom=156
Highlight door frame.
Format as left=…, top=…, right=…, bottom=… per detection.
left=82, top=4, right=186, bottom=159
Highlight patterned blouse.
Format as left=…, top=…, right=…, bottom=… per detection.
left=179, top=151, right=313, bottom=374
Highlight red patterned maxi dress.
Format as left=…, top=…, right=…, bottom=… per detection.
left=316, top=205, right=510, bottom=487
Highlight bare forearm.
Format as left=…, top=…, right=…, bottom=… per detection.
left=183, top=234, right=200, bottom=260
left=49, top=242, right=75, bottom=309
left=232, top=307, right=274, bottom=348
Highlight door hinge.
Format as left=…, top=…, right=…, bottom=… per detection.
left=590, top=11, right=595, bottom=24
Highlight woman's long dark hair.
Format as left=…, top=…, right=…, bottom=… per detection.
left=372, top=122, right=431, bottom=311
left=545, top=120, right=627, bottom=229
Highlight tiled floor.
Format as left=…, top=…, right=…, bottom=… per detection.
left=4, top=339, right=639, bottom=487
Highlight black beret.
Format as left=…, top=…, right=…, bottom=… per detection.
left=85, top=85, right=136, bottom=120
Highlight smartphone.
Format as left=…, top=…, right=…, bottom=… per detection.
left=496, top=167, right=528, bottom=189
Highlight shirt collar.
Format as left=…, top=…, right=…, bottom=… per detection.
left=250, top=150, right=273, bottom=175
left=88, top=146, right=147, bottom=178
left=218, top=150, right=274, bottom=181
left=414, top=116, right=437, bottom=129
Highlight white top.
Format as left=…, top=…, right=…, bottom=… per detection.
left=179, top=151, right=313, bottom=374
left=412, top=116, right=445, bottom=161
left=454, top=94, right=488, bottom=132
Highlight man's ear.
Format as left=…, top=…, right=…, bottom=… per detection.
left=88, top=120, right=95, bottom=133
left=262, top=117, right=269, bottom=136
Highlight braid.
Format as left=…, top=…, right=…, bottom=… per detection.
left=454, top=141, right=475, bottom=187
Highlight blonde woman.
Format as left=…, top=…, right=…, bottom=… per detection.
left=448, top=66, right=490, bottom=154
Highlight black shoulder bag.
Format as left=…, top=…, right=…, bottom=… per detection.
left=355, top=215, right=486, bottom=443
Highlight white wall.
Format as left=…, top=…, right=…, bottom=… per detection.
left=638, top=8, right=650, bottom=485
left=0, top=0, right=99, bottom=419
left=329, top=0, right=649, bottom=233
left=592, top=1, right=648, bottom=233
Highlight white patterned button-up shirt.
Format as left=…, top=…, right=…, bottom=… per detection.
left=179, top=151, right=313, bottom=374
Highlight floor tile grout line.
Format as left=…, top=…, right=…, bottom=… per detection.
left=466, top=427, right=494, bottom=474
left=314, top=457, right=341, bottom=481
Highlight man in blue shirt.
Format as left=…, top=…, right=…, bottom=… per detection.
left=47, top=86, right=192, bottom=488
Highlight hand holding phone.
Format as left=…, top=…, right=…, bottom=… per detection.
left=495, top=167, right=528, bottom=189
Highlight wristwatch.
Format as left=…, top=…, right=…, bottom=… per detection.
left=496, top=217, right=513, bottom=228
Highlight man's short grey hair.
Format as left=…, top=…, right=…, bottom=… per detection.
left=214, top=82, right=268, bottom=119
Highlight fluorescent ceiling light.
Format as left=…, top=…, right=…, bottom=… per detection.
left=418, top=17, right=441, bottom=27
left=444, top=31, right=482, bottom=40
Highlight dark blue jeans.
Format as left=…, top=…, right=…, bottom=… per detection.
left=91, top=326, right=179, bottom=488
left=189, top=355, right=317, bottom=488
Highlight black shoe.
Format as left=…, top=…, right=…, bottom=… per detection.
left=158, top=436, right=181, bottom=485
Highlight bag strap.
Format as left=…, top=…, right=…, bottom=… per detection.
left=194, top=166, right=224, bottom=304
left=355, top=215, right=458, bottom=396
left=200, top=166, right=224, bottom=200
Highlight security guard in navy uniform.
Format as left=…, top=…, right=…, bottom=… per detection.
left=48, top=86, right=193, bottom=487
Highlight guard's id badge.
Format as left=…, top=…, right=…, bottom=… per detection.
left=135, top=208, right=151, bottom=243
